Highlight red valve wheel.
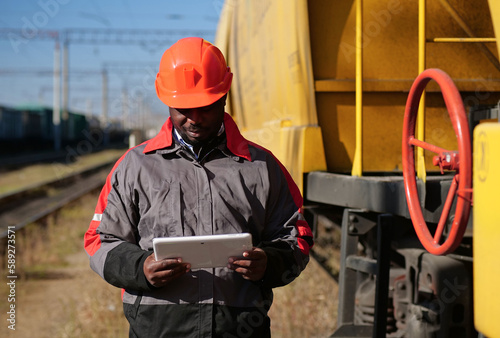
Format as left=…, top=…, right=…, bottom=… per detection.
left=402, top=68, right=472, bottom=255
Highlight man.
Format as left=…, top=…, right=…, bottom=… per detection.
left=84, top=37, right=313, bottom=337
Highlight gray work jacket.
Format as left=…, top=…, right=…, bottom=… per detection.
left=84, top=113, right=313, bottom=337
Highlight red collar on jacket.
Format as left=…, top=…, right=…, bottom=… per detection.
left=143, top=113, right=252, bottom=161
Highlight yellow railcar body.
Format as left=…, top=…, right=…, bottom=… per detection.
left=217, top=1, right=500, bottom=335
left=473, top=123, right=500, bottom=338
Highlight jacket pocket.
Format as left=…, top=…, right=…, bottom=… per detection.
left=153, top=180, right=184, bottom=237
left=155, top=179, right=199, bottom=237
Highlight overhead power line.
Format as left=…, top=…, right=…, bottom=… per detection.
left=0, top=65, right=158, bottom=76
left=0, top=28, right=215, bottom=46
left=63, top=28, right=214, bottom=45
left=0, top=28, right=59, bottom=41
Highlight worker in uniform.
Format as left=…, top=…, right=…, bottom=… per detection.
left=84, top=37, right=313, bottom=337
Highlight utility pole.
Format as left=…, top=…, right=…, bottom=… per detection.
left=53, top=41, right=61, bottom=151
left=86, top=98, right=93, bottom=117
left=101, top=68, right=109, bottom=145
left=62, top=39, right=69, bottom=121
left=121, top=88, right=129, bottom=130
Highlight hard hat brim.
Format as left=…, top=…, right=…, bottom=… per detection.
left=156, top=72, right=232, bottom=109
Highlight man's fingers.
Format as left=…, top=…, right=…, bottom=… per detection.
left=229, top=255, right=265, bottom=268
left=144, top=254, right=191, bottom=287
left=228, top=248, right=267, bottom=281
left=234, top=268, right=252, bottom=280
left=155, top=265, right=190, bottom=283
left=157, top=263, right=191, bottom=278
left=152, top=257, right=183, bottom=269
left=147, top=264, right=190, bottom=287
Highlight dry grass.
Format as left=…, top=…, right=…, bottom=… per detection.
left=0, top=190, right=338, bottom=337
left=269, top=258, right=338, bottom=337
left=55, top=269, right=128, bottom=338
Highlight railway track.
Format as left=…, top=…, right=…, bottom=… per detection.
left=0, top=160, right=116, bottom=239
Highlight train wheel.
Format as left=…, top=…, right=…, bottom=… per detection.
left=402, top=68, right=472, bottom=255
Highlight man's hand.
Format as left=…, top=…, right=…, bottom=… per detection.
left=143, top=253, right=190, bottom=288
left=228, top=247, right=267, bottom=281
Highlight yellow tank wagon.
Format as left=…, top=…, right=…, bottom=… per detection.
left=216, top=0, right=500, bottom=336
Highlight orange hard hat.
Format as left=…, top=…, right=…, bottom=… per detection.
left=155, top=37, right=232, bottom=109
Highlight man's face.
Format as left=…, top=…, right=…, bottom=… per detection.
left=169, top=95, right=226, bottom=147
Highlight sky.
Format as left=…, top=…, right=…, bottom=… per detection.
left=0, top=0, right=224, bottom=128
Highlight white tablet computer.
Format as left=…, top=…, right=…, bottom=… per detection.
left=152, top=233, right=253, bottom=269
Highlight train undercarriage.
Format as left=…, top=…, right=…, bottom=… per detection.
left=305, top=173, right=474, bottom=337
